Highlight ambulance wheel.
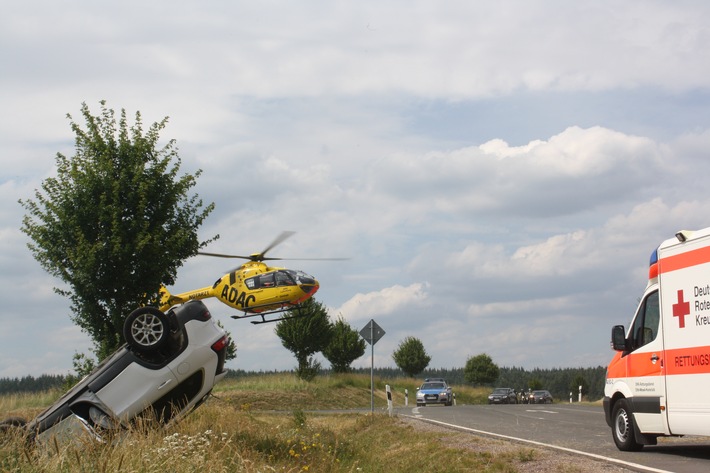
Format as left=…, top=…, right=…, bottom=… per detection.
left=612, top=399, right=642, bottom=451
left=124, top=307, right=171, bottom=354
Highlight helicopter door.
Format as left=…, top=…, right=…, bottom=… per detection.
left=259, top=273, right=275, bottom=288
left=246, top=273, right=275, bottom=289
left=275, top=271, right=295, bottom=286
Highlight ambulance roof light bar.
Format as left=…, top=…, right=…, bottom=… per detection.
left=675, top=230, right=693, bottom=242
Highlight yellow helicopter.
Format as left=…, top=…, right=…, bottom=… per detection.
left=158, top=232, right=343, bottom=324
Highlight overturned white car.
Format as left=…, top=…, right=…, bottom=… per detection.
left=16, top=301, right=229, bottom=444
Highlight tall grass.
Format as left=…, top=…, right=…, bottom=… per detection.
left=0, top=373, right=561, bottom=472
left=214, top=372, right=491, bottom=410
left=0, top=389, right=63, bottom=422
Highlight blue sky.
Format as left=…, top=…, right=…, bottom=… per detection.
left=2, top=1, right=710, bottom=377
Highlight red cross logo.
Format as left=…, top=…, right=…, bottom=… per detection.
left=673, top=289, right=690, bottom=329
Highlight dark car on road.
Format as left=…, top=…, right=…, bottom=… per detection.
left=488, top=387, right=518, bottom=404
left=6, top=301, right=229, bottom=445
left=530, top=390, right=554, bottom=404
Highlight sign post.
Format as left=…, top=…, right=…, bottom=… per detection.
left=359, top=319, right=385, bottom=414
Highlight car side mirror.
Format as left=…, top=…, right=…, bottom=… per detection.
left=611, top=325, right=628, bottom=351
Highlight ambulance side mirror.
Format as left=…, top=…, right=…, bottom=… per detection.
left=611, top=325, right=628, bottom=351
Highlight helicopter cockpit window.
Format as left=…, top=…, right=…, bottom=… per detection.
left=293, top=270, right=316, bottom=285
left=245, top=273, right=275, bottom=289
left=275, top=271, right=295, bottom=286
left=259, top=273, right=275, bottom=288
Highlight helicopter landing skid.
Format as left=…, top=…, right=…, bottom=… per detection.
left=230, top=306, right=307, bottom=324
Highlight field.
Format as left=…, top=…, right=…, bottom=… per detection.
left=0, top=373, right=616, bottom=472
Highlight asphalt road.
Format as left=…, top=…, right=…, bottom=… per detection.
left=396, top=403, right=710, bottom=473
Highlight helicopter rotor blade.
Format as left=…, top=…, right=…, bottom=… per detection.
left=198, top=231, right=348, bottom=263
left=197, top=252, right=252, bottom=259
left=197, top=232, right=295, bottom=261
left=260, top=231, right=296, bottom=259
left=270, top=257, right=350, bottom=261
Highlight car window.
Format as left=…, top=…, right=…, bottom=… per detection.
left=148, top=371, right=204, bottom=423
left=422, top=383, right=444, bottom=389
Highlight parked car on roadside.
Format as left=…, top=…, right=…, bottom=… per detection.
left=488, top=387, right=518, bottom=404
left=12, top=301, right=229, bottom=445
left=530, top=390, right=554, bottom=404
left=416, top=380, right=453, bottom=407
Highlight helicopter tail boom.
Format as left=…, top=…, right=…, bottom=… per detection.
left=159, top=285, right=214, bottom=312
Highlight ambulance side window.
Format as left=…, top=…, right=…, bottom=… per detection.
left=630, top=290, right=660, bottom=351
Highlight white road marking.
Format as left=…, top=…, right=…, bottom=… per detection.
left=402, top=415, right=674, bottom=473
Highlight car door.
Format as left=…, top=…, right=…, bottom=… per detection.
left=623, top=289, right=666, bottom=434
left=94, top=360, right=178, bottom=421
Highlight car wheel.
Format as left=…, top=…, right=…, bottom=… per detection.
left=0, top=417, right=26, bottom=437
left=612, top=399, right=642, bottom=451
left=0, top=416, right=26, bottom=428
left=124, top=307, right=171, bottom=354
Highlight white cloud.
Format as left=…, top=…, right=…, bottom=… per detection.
left=2, top=1, right=710, bottom=377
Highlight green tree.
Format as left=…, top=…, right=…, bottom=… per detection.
left=215, top=319, right=238, bottom=361
left=464, top=353, right=500, bottom=386
left=528, top=378, right=543, bottom=390
left=322, top=315, right=366, bottom=373
left=19, top=101, right=217, bottom=360
left=392, top=336, right=431, bottom=378
left=275, top=298, right=333, bottom=380
left=570, top=374, right=589, bottom=399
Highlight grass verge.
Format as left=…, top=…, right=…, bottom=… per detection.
left=0, top=373, right=598, bottom=472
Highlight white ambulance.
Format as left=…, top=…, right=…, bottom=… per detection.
left=604, top=227, right=710, bottom=451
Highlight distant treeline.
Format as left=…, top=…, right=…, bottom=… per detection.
left=0, top=374, right=66, bottom=395
left=420, top=365, right=606, bottom=401
left=225, top=365, right=607, bottom=401
left=1, top=366, right=606, bottom=401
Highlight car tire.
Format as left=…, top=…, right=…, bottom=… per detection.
left=124, top=307, right=171, bottom=354
left=612, top=399, right=642, bottom=451
left=0, top=416, right=26, bottom=436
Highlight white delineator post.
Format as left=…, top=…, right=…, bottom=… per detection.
left=386, top=384, right=393, bottom=416
left=404, top=388, right=408, bottom=407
